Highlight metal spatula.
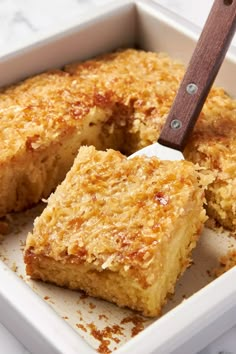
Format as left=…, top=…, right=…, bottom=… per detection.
left=130, top=0, right=236, bottom=161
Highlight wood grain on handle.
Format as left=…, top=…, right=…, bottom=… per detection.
left=158, top=0, right=236, bottom=151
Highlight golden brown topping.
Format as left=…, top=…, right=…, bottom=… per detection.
left=26, top=146, right=209, bottom=276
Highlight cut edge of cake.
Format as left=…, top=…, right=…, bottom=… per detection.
left=24, top=146, right=212, bottom=316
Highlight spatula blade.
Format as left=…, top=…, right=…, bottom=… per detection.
left=132, top=1, right=236, bottom=162
left=129, top=142, right=184, bottom=160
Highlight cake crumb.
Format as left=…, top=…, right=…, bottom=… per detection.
left=213, top=249, right=236, bottom=277
left=11, top=262, right=18, bottom=272
left=98, top=340, right=111, bottom=354
left=19, top=239, right=26, bottom=251
left=88, top=322, right=124, bottom=353
left=99, top=314, right=108, bottom=321
left=121, top=315, right=146, bottom=337
left=89, top=302, right=96, bottom=310
left=76, top=323, right=87, bottom=332
left=206, top=269, right=213, bottom=277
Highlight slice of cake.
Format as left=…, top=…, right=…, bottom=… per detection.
left=25, top=146, right=209, bottom=317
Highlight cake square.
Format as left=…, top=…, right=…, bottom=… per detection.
left=25, top=146, right=208, bottom=317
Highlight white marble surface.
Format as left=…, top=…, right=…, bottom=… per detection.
left=1, top=0, right=236, bottom=57
left=0, top=0, right=236, bottom=353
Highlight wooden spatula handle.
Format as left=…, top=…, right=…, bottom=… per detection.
left=158, top=0, right=236, bottom=151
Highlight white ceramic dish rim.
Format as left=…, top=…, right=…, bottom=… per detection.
left=0, top=1, right=235, bottom=353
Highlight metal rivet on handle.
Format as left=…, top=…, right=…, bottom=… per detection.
left=170, top=119, right=182, bottom=130
left=223, top=0, right=233, bottom=6
left=186, top=83, right=198, bottom=95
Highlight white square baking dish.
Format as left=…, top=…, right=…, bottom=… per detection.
left=0, top=1, right=236, bottom=353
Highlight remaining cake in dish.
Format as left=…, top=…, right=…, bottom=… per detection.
left=65, top=50, right=236, bottom=231
left=25, top=146, right=209, bottom=317
left=0, top=49, right=235, bottom=230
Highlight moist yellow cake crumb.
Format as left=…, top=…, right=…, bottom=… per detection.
left=25, top=146, right=209, bottom=316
